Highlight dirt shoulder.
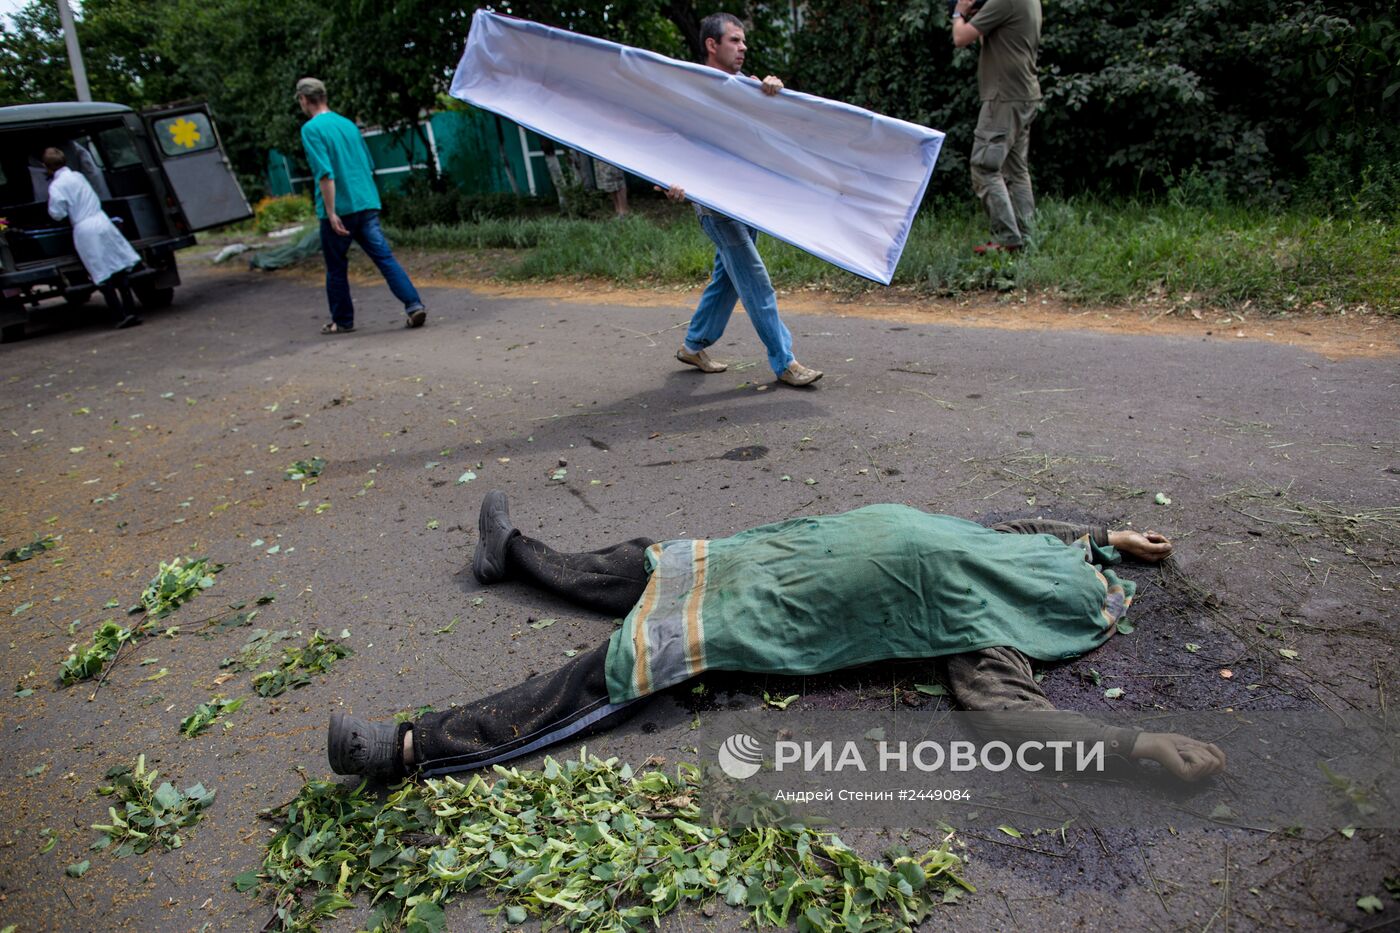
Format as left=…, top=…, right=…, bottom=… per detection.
left=258, top=246, right=1400, bottom=360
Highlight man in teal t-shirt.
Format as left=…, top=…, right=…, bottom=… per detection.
left=295, top=77, right=426, bottom=334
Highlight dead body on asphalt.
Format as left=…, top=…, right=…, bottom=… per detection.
left=328, top=493, right=1226, bottom=784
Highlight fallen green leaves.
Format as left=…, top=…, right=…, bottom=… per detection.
left=252, top=631, right=353, bottom=697
left=92, top=754, right=215, bottom=857
left=244, top=752, right=968, bottom=931
left=60, top=621, right=131, bottom=685
left=63, top=557, right=224, bottom=685
left=3, top=535, right=57, bottom=562
left=180, top=696, right=245, bottom=737
left=763, top=691, right=799, bottom=710
left=285, top=457, right=326, bottom=485
left=220, top=628, right=296, bottom=673
left=140, top=557, right=222, bottom=618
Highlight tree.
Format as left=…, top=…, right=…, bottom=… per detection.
left=156, top=0, right=327, bottom=178
left=0, top=1, right=78, bottom=105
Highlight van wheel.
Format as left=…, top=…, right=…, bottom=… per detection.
left=134, top=284, right=174, bottom=309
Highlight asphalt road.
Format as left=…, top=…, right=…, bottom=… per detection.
left=1, top=261, right=1396, bottom=931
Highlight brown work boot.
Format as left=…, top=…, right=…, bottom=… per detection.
left=778, top=361, right=823, bottom=387
left=676, top=346, right=728, bottom=373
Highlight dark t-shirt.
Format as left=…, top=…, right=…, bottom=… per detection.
left=970, top=0, right=1042, bottom=101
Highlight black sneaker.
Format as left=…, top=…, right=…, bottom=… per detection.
left=327, top=713, right=402, bottom=778
left=405, top=307, right=427, bottom=329
left=114, top=314, right=143, bottom=330
left=471, top=490, right=516, bottom=584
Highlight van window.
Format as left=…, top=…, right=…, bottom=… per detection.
left=152, top=112, right=217, bottom=157
left=98, top=127, right=143, bottom=169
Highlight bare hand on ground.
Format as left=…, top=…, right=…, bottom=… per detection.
left=1131, top=732, right=1226, bottom=782
left=653, top=184, right=687, bottom=203
left=761, top=75, right=784, bottom=96
left=1109, top=529, right=1173, bottom=562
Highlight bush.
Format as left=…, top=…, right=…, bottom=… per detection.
left=379, top=173, right=556, bottom=229
left=253, top=194, right=314, bottom=234
left=790, top=0, right=1400, bottom=207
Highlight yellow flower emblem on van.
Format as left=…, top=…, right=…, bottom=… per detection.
left=168, top=117, right=202, bottom=149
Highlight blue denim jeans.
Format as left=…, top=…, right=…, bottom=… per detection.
left=320, top=209, right=423, bottom=328
left=685, top=213, right=794, bottom=375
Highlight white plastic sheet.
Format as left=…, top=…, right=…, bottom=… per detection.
left=450, top=11, right=945, bottom=284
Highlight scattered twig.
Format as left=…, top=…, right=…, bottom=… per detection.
left=963, top=830, right=1068, bottom=858
left=1137, top=841, right=1171, bottom=919
left=88, top=635, right=132, bottom=701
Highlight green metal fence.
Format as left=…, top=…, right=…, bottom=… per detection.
left=266, top=108, right=558, bottom=200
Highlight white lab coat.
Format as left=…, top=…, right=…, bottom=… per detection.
left=46, top=167, right=140, bottom=285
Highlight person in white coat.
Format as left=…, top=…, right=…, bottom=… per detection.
left=43, top=147, right=142, bottom=329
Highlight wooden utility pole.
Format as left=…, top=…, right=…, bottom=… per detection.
left=56, top=0, right=91, bottom=101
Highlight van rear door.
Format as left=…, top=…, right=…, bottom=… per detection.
left=142, top=104, right=252, bottom=231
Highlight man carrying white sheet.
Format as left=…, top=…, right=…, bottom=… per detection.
left=661, top=12, right=823, bottom=388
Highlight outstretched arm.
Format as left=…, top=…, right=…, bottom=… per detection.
left=1129, top=731, right=1226, bottom=781
left=1107, top=529, right=1173, bottom=562
left=992, top=519, right=1174, bottom=563
left=937, top=647, right=1225, bottom=782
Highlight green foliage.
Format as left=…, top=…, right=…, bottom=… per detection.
left=790, top=0, right=1399, bottom=203
left=60, top=621, right=131, bottom=685
left=285, top=457, right=326, bottom=484
left=61, top=556, right=221, bottom=684
left=140, top=556, right=222, bottom=619
left=220, top=627, right=297, bottom=674
left=251, top=631, right=352, bottom=697
left=91, top=754, right=216, bottom=856
left=378, top=174, right=555, bottom=229
left=4, top=0, right=1394, bottom=207
left=179, top=695, right=245, bottom=737
left=386, top=200, right=1400, bottom=314
left=2, top=534, right=57, bottom=562
left=0, top=0, right=181, bottom=107
left=243, top=752, right=969, bottom=931
left=254, top=195, right=315, bottom=234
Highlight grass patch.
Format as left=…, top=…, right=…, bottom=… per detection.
left=386, top=198, right=1399, bottom=314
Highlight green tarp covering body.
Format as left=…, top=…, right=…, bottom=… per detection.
left=248, top=229, right=321, bottom=270
left=606, top=504, right=1133, bottom=702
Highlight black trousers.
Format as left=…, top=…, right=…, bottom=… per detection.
left=413, top=532, right=655, bottom=776
left=99, top=269, right=137, bottom=321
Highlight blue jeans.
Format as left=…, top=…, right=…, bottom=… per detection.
left=685, top=213, right=794, bottom=375
left=320, top=210, right=422, bottom=328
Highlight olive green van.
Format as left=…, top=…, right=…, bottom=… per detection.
left=0, top=101, right=251, bottom=339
